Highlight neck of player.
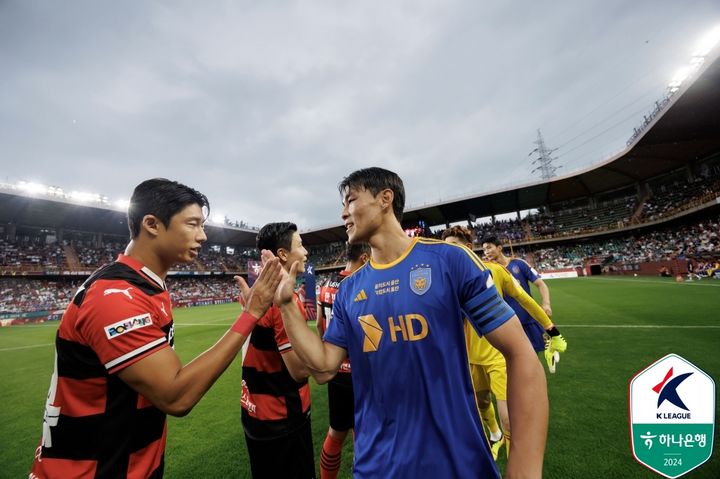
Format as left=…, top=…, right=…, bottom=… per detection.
left=369, top=226, right=413, bottom=265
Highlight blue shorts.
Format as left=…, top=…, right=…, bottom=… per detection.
left=522, top=321, right=546, bottom=352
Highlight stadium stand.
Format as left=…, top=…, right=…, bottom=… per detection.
left=2, top=46, right=720, bottom=324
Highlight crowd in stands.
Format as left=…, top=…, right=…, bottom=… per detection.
left=0, top=279, right=77, bottom=314
left=2, top=211, right=718, bottom=315
left=75, top=241, right=124, bottom=267
left=0, top=239, right=65, bottom=272
left=642, top=178, right=720, bottom=221
left=165, top=277, right=238, bottom=304
left=513, top=213, right=720, bottom=270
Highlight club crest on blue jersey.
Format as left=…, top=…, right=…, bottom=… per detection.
left=409, top=265, right=432, bottom=295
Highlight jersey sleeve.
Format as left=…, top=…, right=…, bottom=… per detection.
left=275, top=295, right=306, bottom=354
left=452, top=245, right=515, bottom=336
left=323, top=283, right=348, bottom=350
left=500, top=266, right=552, bottom=329
left=76, top=283, right=169, bottom=374
left=520, top=260, right=542, bottom=282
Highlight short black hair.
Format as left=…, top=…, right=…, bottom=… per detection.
left=346, top=242, right=371, bottom=262
left=482, top=236, right=502, bottom=247
left=338, top=167, right=405, bottom=222
left=127, top=178, right=209, bottom=239
left=441, top=226, right=475, bottom=245
left=256, top=222, right=298, bottom=256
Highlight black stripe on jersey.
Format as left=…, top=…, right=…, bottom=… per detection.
left=56, top=334, right=106, bottom=380
left=73, top=262, right=164, bottom=307
left=249, top=324, right=279, bottom=351
left=41, top=375, right=166, bottom=475
left=130, top=404, right=167, bottom=452
left=95, top=374, right=136, bottom=477
left=243, top=367, right=308, bottom=395
left=148, top=456, right=164, bottom=479
left=242, top=411, right=311, bottom=440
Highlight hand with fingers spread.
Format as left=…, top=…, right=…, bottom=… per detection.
left=275, top=260, right=300, bottom=306
left=235, top=252, right=283, bottom=320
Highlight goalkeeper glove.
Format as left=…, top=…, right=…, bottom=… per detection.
left=544, top=326, right=567, bottom=373
left=546, top=327, right=567, bottom=352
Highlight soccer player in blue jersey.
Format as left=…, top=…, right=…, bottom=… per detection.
left=275, top=167, right=548, bottom=479
left=481, top=236, right=566, bottom=372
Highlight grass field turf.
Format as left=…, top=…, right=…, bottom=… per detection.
left=1, top=276, right=719, bottom=478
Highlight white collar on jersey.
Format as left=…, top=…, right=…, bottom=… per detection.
left=141, top=266, right=166, bottom=290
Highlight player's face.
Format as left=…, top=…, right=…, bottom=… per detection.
left=282, top=231, right=307, bottom=273
left=159, top=203, right=207, bottom=264
left=482, top=242, right=501, bottom=261
left=341, top=187, right=382, bottom=244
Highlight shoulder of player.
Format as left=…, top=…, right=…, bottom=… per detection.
left=416, top=237, right=487, bottom=270
left=510, top=257, right=532, bottom=268
left=83, top=277, right=155, bottom=306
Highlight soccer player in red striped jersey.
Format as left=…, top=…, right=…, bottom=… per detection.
left=30, top=178, right=281, bottom=479
left=316, top=242, right=370, bottom=479
left=238, top=222, right=316, bottom=479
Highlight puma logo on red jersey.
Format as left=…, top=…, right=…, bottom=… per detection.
left=103, top=287, right=134, bottom=300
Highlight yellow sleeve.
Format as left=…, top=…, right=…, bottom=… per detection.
left=498, top=266, right=553, bottom=329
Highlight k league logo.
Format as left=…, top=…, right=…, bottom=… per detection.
left=629, top=354, right=716, bottom=478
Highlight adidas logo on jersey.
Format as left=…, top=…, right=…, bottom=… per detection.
left=354, top=289, right=368, bottom=302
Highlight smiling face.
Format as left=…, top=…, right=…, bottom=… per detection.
left=155, top=203, right=207, bottom=266
left=341, top=186, right=385, bottom=244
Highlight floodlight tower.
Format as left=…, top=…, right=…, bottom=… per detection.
left=530, top=130, right=560, bottom=180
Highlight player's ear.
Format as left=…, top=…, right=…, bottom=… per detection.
left=276, top=248, right=289, bottom=263
left=141, top=215, right=162, bottom=237
left=379, top=188, right=394, bottom=212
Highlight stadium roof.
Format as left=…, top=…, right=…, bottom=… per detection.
left=1, top=49, right=719, bottom=248
left=301, top=47, right=720, bottom=245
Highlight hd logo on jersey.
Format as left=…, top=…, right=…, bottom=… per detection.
left=629, top=353, right=715, bottom=478
left=409, top=265, right=431, bottom=295
left=358, top=313, right=429, bottom=352
left=104, top=313, right=153, bottom=339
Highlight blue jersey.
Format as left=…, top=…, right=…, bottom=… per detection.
left=505, top=258, right=541, bottom=325
left=324, top=238, right=515, bottom=479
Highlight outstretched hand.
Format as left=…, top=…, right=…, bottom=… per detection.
left=234, top=251, right=283, bottom=319
left=275, top=260, right=300, bottom=306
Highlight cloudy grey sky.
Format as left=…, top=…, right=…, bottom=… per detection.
left=1, top=1, right=719, bottom=229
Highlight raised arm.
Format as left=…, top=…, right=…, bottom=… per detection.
left=485, top=317, right=548, bottom=478
left=277, top=261, right=347, bottom=383
left=118, top=256, right=282, bottom=417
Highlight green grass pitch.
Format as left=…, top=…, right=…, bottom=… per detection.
left=1, top=276, right=719, bottom=478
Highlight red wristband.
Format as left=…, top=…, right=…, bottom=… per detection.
left=231, top=311, right=258, bottom=337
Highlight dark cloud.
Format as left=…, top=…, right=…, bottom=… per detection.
left=2, top=0, right=719, bottom=228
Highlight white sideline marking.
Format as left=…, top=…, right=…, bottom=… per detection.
left=580, top=277, right=720, bottom=287
left=560, top=325, right=720, bottom=329
left=0, top=343, right=53, bottom=352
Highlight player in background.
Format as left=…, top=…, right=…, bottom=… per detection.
left=316, top=242, right=370, bottom=479
left=30, top=178, right=282, bottom=479
left=482, top=236, right=567, bottom=373
left=237, top=222, right=316, bottom=479
left=442, top=225, right=566, bottom=460
left=274, top=167, right=547, bottom=479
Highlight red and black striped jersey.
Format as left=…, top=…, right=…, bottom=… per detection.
left=241, top=294, right=311, bottom=440
left=318, top=270, right=351, bottom=376
left=30, top=255, right=173, bottom=479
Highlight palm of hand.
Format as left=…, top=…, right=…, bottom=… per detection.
left=274, top=262, right=298, bottom=305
